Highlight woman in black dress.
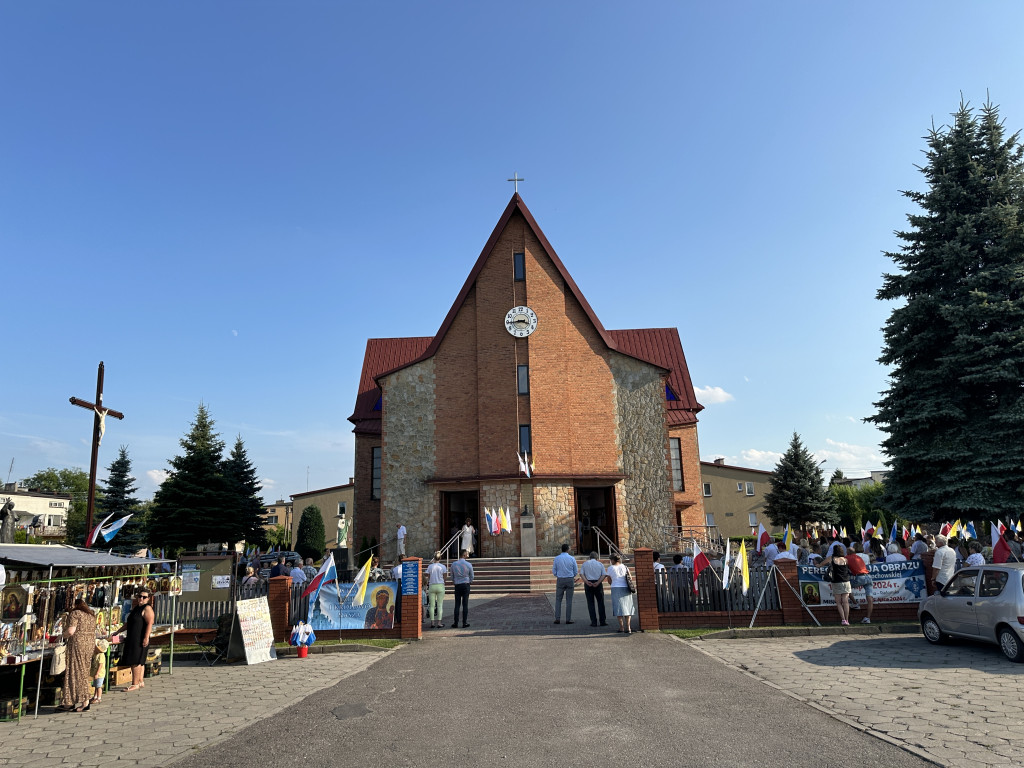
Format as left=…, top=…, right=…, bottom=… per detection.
left=109, top=589, right=154, bottom=692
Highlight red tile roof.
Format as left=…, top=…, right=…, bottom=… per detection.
left=607, top=328, right=703, bottom=426
left=349, top=337, right=432, bottom=434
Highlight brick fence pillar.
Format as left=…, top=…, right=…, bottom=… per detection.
left=400, top=558, right=423, bottom=641
left=774, top=559, right=805, bottom=625
left=267, top=575, right=292, bottom=642
left=633, top=548, right=660, bottom=632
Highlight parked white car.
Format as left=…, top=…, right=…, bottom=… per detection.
left=918, top=562, right=1024, bottom=662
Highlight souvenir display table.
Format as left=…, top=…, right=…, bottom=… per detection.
left=0, top=544, right=178, bottom=722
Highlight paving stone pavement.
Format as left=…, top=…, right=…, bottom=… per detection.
left=686, top=633, right=1024, bottom=768
left=0, top=649, right=392, bottom=767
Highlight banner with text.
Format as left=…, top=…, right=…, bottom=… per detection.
left=308, top=580, right=398, bottom=631
left=798, top=561, right=927, bottom=607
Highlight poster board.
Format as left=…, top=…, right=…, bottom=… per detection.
left=178, top=555, right=236, bottom=602
left=227, top=596, right=277, bottom=665
left=309, top=581, right=399, bottom=630
left=798, top=561, right=927, bottom=606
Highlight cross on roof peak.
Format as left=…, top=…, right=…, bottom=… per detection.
left=507, top=173, right=524, bottom=194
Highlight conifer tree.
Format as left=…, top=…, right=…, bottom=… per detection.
left=869, top=100, right=1024, bottom=522
left=763, top=433, right=837, bottom=528
left=97, top=446, right=146, bottom=553
left=295, top=505, right=325, bottom=562
left=222, top=436, right=269, bottom=548
left=149, top=404, right=231, bottom=551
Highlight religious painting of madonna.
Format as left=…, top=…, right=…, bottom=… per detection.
left=1, top=585, right=28, bottom=620
left=308, top=581, right=397, bottom=631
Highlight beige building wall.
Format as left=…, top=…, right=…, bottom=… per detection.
left=699, top=461, right=780, bottom=540
left=290, top=483, right=355, bottom=550
left=262, top=500, right=293, bottom=534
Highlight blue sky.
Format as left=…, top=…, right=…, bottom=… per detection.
left=5, top=2, right=1024, bottom=502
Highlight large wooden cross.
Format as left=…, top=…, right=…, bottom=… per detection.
left=69, top=361, right=125, bottom=545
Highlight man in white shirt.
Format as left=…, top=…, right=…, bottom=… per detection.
left=396, top=523, right=407, bottom=558
left=763, top=539, right=781, bottom=567
left=932, top=535, right=958, bottom=592
left=580, top=551, right=608, bottom=627
left=652, top=551, right=666, bottom=572
left=288, top=559, right=307, bottom=585
left=551, top=543, right=579, bottom=624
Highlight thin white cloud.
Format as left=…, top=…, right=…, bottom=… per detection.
left=694, top=385, right=735, bottom=404
left=814, top=439, right=885, bottom=474
left=260, top=477, right=275, bottom=493
left=232, top=330, right=238, bottom=337
left=146, top=469, right=169, bottom=486
left=740, top=449, right=782, bottom=469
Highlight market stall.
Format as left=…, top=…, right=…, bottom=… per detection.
left=0, top=544, right=178, bottom=721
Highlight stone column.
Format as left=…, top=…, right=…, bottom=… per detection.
left=400, top=558, right=423, bottom=641
left=633, top=548, right=660, bottom=631
left=267, top=575, right=292, bottom=642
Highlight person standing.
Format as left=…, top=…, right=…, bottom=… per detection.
left=605, top=553, right=634, bottom=634
left=424, top=554, right=448, bottom=629
left=302, top=558, right=319, bottom=582
left=270, top=555, right=288, bottom=578
left=580, top=551, right=608, bottom=627
left=845, top=544, right=874, bottom=624
left=652, top=551, right=665, bottom=573
left=450, top=549, right=474, bottom=628
left=551, top=543, right=579, bottom=624
left=109, top=589, right=154, bottom=692
left=58, top=599, right=98, bottom=711
left=288, top=559, right=307, bottom=585
left=396, top=523, right=407, bottom=559
left=460, top=518, right=476, bottom=557
left=931, top=535, right=957, bottom=592
left=820, top=545, right=853, bottom=625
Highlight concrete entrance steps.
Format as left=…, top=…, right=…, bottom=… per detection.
left=466, top=556, right=626, bottom=594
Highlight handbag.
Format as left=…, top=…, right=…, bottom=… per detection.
left=50, top=643, right=67, bottom=675
left=624, top=567, right=636, bottom=594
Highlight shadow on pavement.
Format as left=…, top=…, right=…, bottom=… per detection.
left=792, top=635, right=1024, bottom=671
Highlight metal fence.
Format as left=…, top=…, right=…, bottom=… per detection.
left=655, top=565, right=779, bottom=613
left=290, top=583, right=309, bottom=624
left=154, top=599, right=227, bottom=629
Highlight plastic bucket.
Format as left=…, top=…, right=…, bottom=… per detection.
left=297, top=646, right=308, bottom=658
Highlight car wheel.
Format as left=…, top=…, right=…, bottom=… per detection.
left=921, top=614, right=947, bottom=644
left=998, top=626, right=1024, bottom=662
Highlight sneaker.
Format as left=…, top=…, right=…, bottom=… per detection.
left=861, top=617, right=871, bottom=624
left=841, top=620, right=849, bottom=626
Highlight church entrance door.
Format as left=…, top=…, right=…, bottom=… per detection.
left=575, top=486, right=616, bottom=554
left=441, top=490, right=479, bottom=555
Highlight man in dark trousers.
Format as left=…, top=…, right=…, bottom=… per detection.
left=450, top=549, right=474, bottom=628
left=580, top=551, right=608, bottom=627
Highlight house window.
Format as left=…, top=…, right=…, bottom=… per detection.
left=669, top=438, right=683, bottom=491
left=705, top=513, right=716, bottom=527
left=513, top=252, right=525, bottom=281
left=267, top=515, right=278, bottom=526
left=517, top=365, right=530, bottom=395
left=737, top=483, right=744, bottom=492
left=519, top=425, right=532, bottom=454
left=702, top=482, right=712, bottom=497
left=748, top=513, right=758, bottom=527
left=745, top=482, right=754, bottom=496
left=371, top=447, right=382, bottom=500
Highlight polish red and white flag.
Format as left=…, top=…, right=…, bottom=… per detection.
left=692, top=541, right=711, bottom=595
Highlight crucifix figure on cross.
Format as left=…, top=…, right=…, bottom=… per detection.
left=69, top=361, right=125, bottom=546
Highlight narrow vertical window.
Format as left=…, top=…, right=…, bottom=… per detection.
left=745, top=482, right=754, bottom=496
left=371, top=447, right=382, bottom=500
left=513, top=252, right=525, bottom=282
left=670, top=437, right=683, bottom=491
left=705, top=513, right=716, bottom=527
left=519, top=425, right=532, bottom=454
left=702, top=482, right=712, bottom=497
left=517, top=364, right=530, bottom=395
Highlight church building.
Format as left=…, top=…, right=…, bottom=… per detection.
left=348, top=194, right=705, bottom=558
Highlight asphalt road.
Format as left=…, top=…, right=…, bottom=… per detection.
left=172, top=630, right=934, bottom=768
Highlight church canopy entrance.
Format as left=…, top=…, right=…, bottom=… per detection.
left=575, top=486, right=616, bottom=554
left=441, top=490, right=479, bottom=554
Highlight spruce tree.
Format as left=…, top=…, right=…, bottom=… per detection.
left=869, top=100, right=1024, bottom=522
left=222, top=436, right=269, bottom=548
left=97, top=446, right=146, bottom=554
left=295, top=505, right=325, bottom=562
left=149, top=404, right=231, bottom=551
left=763, top=433, right=838, bottom=529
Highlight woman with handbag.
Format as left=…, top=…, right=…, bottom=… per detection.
left=605, top=554, right=635, bottom=634
left=58, top=598, right=97, bottom=712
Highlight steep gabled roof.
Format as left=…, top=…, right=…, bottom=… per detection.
left=349, top=337, right=432, bottom=434
left=607, top=328, right=703, bottom=426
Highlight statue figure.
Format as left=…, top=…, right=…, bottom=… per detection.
left=0, top=500, right=17, bottom=544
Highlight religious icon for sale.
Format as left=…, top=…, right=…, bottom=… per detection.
left=1, top=585, right=28, bottom=620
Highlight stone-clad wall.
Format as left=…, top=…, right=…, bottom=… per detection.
left=610, top=352, right=674, bottom=549
left=533, top=482, right=574, bottom=555
left=380, top=359, right=437, bottom=560
left=479, top=482, right=522, bottom=558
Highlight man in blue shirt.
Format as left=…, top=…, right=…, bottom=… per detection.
left=450, top=549, right=474, bottom=628
left=552, top=543, right=579, bottom=624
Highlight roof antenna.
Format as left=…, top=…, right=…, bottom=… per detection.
left=507, top=173, right=524, bottom=194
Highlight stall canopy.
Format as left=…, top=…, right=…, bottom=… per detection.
left=0, top=544, right=176, bottom=568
